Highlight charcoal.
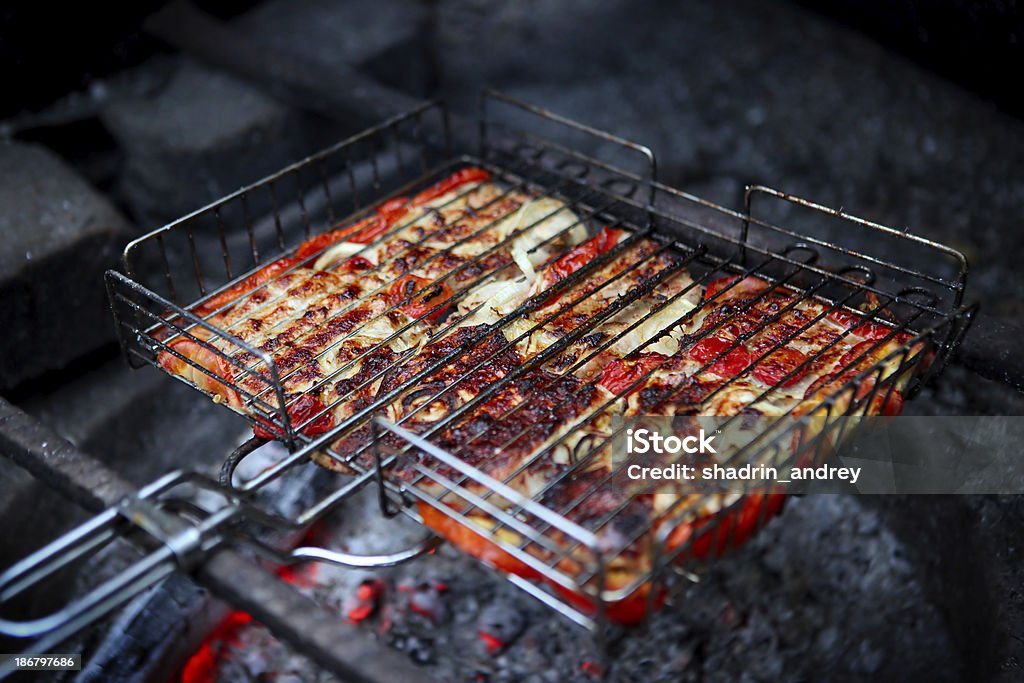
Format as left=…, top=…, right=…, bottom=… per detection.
left=18, top=355, right=247, bottom=485
left=99, top=62, right=310, bottom=229
left=852, top=639, right=885, bottom=675
left=404, top=635, right=436, bottom=665
left=100, top=0, right=431, bottom=230
left=402, top=579, right=450, bottom=623
left=77, top=574, right=214, bottom=683
left=477, top=601, right=526, bottom=650
left=522, top=672, right=560, bottom=683
left=0, top=142, right=132, bottom=390
left=235, top=0, right=430, bottom=96
left=181, top=483, right=978, bottom=682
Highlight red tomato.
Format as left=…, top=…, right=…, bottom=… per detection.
left=704, top=275, right=738, bottom=299
left=704, top=275, right=769, bottom=301
left=294, top=215, right=390, bottom=259
left=689, top=336, right=752, bottom=378
left=677, top=492, right=786, bottom=561
left=337, top=255, right=375, bottom=273
left=294, top=193, right=420, bottom=260
left=388, top=274, right=454, bottom=321
left=374, top=201, right=414, bottom=234
left=597, top=353, right=669, bottom=396
left=751, top=346, right=810, bottom=387
left=804, top=370, right=904, bottom=416
left=825, top=308, right=896, bottom=341
left=195, top=256, right=300, bottom=316
left=826, top=307, right=861, bottom=330
left=336, top=216, right=390, bottom=244
left=294, top=169, right=490, bottom=264
left=157, top=338, right=243, bottom=409
left=835, top=340, right=883, bottom=371
left=802, top=339, right=904, bottom=416
left=851, top=375, right=904, bottom=416
left=411, top=167, right=491, bottom=205
left=878, top=386, right=904, bottom=416
left=802, top=369, right=836, bottom=401
left=542, top=226, right=624, bottom=292
left=803, top=341, right=878, bottom=401
left=378, top=196, right=411, bottom=213
left=799, top=341, right=879, bottom=404
left=253, top=393, right=335, bottom=440
left=845, top=349, right=904, bottom=417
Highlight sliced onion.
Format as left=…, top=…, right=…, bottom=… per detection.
left=459, top=276, right=533, bottom=327
left=313, top=241, right=375, bottom=271
left=637, top=296, right=698, bottom=354
left=511, top=241, right=536, bottom=281
left=356, top=315, right=423, bottom=353
left=496, top=198, right=588, bottom=279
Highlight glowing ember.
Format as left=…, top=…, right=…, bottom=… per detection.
left=180, top=611, right=253, bottom=683
left=345, top=577, right=386, bottom=623
left=477, top=630, right=505, bottom=655
left=399, top=579, right=449, bottom=622
left=179, top=561, right=317, bottom=682
left=476, top=601, right=525, bottom=655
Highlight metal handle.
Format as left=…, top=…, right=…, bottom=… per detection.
left=0, top=470, right=233, bottom=674
left=955, top=312, right=1024, bottom=393
left=244, top=534, right=443, bottom=570
left=0, top=508, right=144, bottom=639
left=0, top=505, right=205, bottom=674
left=0, top=464, right=442, bottom=673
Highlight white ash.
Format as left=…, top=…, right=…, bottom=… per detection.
left=200, top=486, right=964, bottom=682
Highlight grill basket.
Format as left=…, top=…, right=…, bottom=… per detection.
left=2, top=93, right=973, bottom=659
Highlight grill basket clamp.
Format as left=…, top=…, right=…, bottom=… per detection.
left=116, top=496, right=204, bottom=571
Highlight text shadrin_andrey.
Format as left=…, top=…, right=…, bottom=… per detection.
left=624, top=462, right=862, bottom=485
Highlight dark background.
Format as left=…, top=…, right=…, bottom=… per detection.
left=4, top=1, right=1023, bottom=118
left=4, top=0, right=1023, bottom=397
left=1, top=2, right=1024, bottom=680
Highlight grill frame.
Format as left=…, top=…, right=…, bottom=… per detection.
left=98, top=91, right=973, bottom=631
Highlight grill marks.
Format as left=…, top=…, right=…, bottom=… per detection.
left=620, top=276, right=918, bottom=418
left=379, top=325, right=605, bottom=496
left=159, top=170, right=594, bottom=443
left=202, top=267, right=397, bottom=399
left=522, top=244, right=695, bottom=379
left=372, top=234, right=704, bottom=506
left=386, top=186, right=524, bottom=282
left=374, top=254, right=924, bottom=605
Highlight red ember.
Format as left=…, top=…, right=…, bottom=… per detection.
left=180, top=533, right=320, bottom=682
left=478, top=630, right=505, bottom=654
left=345, top=578, right=387, bottom=623
left=180, top=611, right=253, bottom=683
left=399, top=579, right=450, bottom=622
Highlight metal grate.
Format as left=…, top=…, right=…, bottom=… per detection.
left=3, top=92, right=972, bottom=656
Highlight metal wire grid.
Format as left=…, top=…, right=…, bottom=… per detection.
left=365, top=263, right=969, bottom=627
left=98, top=92, right=973, bottom=630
